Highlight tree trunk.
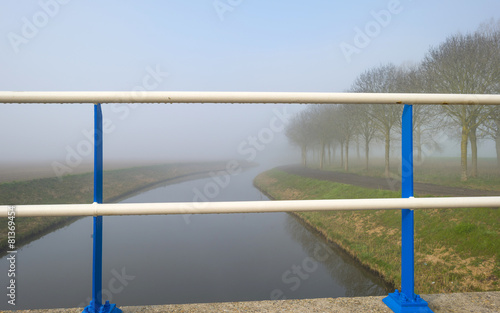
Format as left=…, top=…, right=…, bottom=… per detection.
left=345, top=139, right=349, bottom=172
left=356, top=139, right=360, bottom=160
left=384, top=130, right=390, bottom=178
left=469, top=127, right=478, bottom=178
left=496, top=136, right=500, bottom=172
left=328, top=143, right=332, bottom=165
left=494, top=120, right=500, bottom=172
left=416, top=124, right=422, bottom=163
left=301, top=145, right=307, bottom=167
left=460, top=126, right=468, bottom=181
left=495, top=120, right=500, bottom=172
left=365, top=139, right=370, bottom=170
left=340, top=141, right=344, bottom=168
left=320, top=142, right=325, bottom=169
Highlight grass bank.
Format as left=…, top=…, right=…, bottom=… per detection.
left=0, top=161, right=236, bottom=253
left=318, top=157, right=500, bottom=192
left=254, top=168, right=500, bottom=294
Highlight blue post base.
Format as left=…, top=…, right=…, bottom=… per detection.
left=383, top=290, right=434, bottom=313
left=82, top=300, right=122, bottom=313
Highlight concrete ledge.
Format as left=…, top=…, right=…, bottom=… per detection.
left=5, top=292, right=499, bottom=313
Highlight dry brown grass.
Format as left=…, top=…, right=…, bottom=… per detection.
left=254, top=169, right=500, bottom=294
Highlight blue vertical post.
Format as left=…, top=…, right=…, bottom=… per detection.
left=383, top=105, right=433, bottom=313
left=401, top=104, right=414, bottom=299
left=83, top=104, right=121, bottom=313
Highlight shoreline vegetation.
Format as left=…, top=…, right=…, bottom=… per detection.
left=253, top=167, right=500, bottom=295
left=0, top=161, right=251, bottom=254
left=319, top=157, right=500, bottom=193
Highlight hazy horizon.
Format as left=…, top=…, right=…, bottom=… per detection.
left=1, top=1, right=499, bottom=179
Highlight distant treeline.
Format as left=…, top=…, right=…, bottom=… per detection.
left=286, top=19, right=500, bottom=181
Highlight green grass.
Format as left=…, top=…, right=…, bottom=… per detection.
left=0, top=161, right=230, bottom=253
left=319, top=157, right=500, bottom=192
left=254, top=168, right=500, bottom=294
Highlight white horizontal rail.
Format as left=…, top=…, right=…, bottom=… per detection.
left=0, top=91, right=499, bottom=105
left=2, top=196, right=499, bottom=217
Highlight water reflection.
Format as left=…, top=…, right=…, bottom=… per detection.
left=0, top=167, right=389, bottom=310
left=283, top=214, right=391, bottom=297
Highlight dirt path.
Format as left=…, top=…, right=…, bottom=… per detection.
left=279, top=165, right=500, bottom=197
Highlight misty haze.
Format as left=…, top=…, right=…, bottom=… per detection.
left=1, top=1, right=499, bottom=312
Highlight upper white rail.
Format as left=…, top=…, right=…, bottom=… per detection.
left=1, top=196, right=500, bottom=217
left=0, top=91, right=499, bottom=105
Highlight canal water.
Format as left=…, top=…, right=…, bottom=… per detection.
left=0, top=166, right=390, bottom=310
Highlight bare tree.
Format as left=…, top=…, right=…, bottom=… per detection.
left=286, top=106, right=341, bottom=169
left=481, top=116, right=500, bottom=170
left=477, top=19, right=500, bottom=170
left=286, top=19, right=499, bottom=177
left=394, top=64, right=446, bottom=162
left=336, top=104, right=359, bottom=171
left=421, top=29, right=500, bottom=180
left=315, top=105, right=340, bottom=169
left=352, top=103, right=377, bottom=169
left=286, top=110, right=315, bottom=167
left=351, top=64, right=403, bottom=177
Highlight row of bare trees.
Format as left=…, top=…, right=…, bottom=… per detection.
left=286, top=19, right=500, bottom=181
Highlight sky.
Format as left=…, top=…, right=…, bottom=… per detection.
left=1, top=0, right=499, bottom=176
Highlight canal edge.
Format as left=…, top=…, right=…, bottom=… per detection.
left=252, top=179, right=396, bottom=292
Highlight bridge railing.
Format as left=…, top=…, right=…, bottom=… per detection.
left=1, top=91, right=499, bottom=313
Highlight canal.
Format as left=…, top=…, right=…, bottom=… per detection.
left=0, top=166, right=390, bottom=310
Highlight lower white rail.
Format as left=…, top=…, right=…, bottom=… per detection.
left=2, top=196, right=499, bottom=217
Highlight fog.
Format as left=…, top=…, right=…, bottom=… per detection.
left=0, top=103, right=303, bottom=179
left=1, top=1, right=499, bottom=179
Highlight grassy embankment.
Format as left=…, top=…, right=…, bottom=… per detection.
left=254, top=165, right=500, bottom=294
left=323, top=157, right=500, bottom=192
left=0, top=161, right=232, bottom=253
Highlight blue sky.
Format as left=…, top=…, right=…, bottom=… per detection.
left=1, top=1, right=499, bottom=172
left=3, top=0, right=498, bottom=92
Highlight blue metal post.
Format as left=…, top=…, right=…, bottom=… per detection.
left=83, top=104, right=121, bottom=313
left=401, top=104, right=415, bottom=299
left=383, top=105, right=433, bottom=313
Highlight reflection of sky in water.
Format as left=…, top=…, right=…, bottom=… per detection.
left=283, top=214, right=389, bottom=298
left=0, top=167, right=389, bottom=310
